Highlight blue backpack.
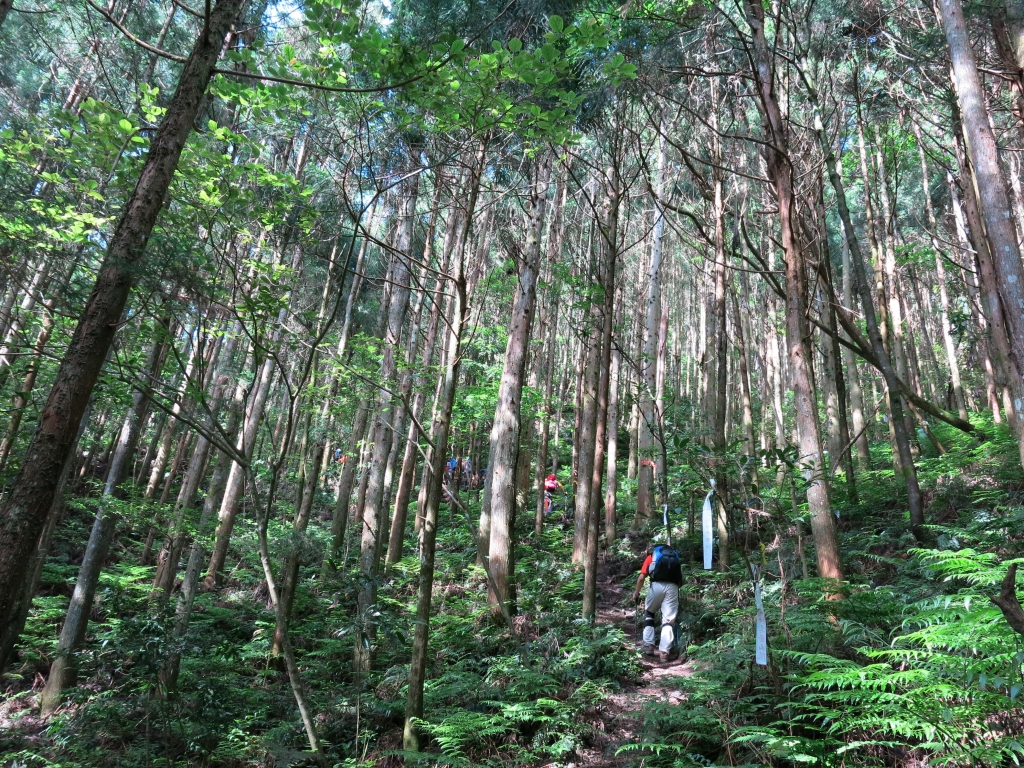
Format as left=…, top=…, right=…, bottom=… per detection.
left=649, top=545, right=683, bottom=585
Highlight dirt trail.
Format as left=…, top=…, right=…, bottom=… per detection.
left=574, top=555, right=696, bottom=766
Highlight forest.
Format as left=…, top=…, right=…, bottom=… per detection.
left=2, top=0, right=1024, bottom=764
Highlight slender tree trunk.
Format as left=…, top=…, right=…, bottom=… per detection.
left=840, top=232, right=871, bottom=468
left=573, top=336, right=598, bottom=564
left=638, top=128, right=667, bottom=523
left=204, top=343, right=278, bottom=588
left=486, top=155, right=551, bottom=612
left=354, top=160, right=421, bottom=674
left=323, top=402, right=369, bottom=575
left=403, top=139, right=483, bottom=752
left=604, top=299, right=622, bottom=549
left=0, top=301, right=56, bottom=476
left=272, top=441, right=325, bottom=656
left=584, top=155, right=620, bottom=621
left=746, top=0, right=843, bottom=579
left=942, top=0, right=1024, bottom=461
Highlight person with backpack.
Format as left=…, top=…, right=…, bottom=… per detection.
left=631, top=543, right=683, bottom=661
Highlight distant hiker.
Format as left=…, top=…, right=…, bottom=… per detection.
left=543, top=473, right=563, bottom=514
left=632, top=543, right=683, bottom=661
left=446, top=457, right=458, bottom=476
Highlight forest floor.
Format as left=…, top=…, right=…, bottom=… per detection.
left=574, top=554, right=696, bottom=767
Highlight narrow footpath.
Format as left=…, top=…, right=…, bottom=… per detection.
left=573, top=554, right=697, bottom=766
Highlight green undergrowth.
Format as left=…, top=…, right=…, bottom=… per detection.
left=4, top=418, right=1024, bottom=766
left=619, top=416, right=1024, bottom=767
left=0, top=496, right=641, bottom=767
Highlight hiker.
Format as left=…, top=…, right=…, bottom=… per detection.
left=631, top=543, right=683, bottom=661
left=543, top=473, right=563, bottom=515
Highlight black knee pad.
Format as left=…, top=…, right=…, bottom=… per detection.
left=644, top=611, right=657, bottom=628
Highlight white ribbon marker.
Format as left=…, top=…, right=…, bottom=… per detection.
left=751, top=563, right=768, bottom=666
left=702, top=479, right=715, bottom=570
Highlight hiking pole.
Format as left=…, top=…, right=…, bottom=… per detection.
left=662, top=504, right=672, bottom=548
left=634, top=594, right=641, bottom=646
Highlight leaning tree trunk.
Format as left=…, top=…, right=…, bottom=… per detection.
left=160, top=378, right=244, bottom=690
left=0, top=0, right=246, bottom=637
left=39, top=321, right=176, bottom=711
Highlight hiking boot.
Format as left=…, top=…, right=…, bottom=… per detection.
left=657, top=649, right=679, bottom=662
left=642, top=643, right=656, bottom=656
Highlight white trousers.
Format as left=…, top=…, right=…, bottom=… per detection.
left=643, top=581, right=679, bottom=652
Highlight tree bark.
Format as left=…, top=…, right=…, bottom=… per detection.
left=746, top=0, right=843, bottom=580
left=637, top=128, right=667, bottom=523
left=486, top=155, right=551, bottom=612
left=584, top=154, right=620, bottom=622
left=941, top=0, right=1024, bottom=456
left=354, top=160, right=421, bottom=675
left=403, top=138, right=483, bottom=753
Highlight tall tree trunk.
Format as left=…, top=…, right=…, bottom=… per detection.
left=941, top=0, right=1024, bottom=463
left=403, top=139, right=483, bottom=752
left=0, top=0, right=246, bottom=635
left=638, top=128, right=667, bottom=523
left=917, top=126, right=967, bottom=420
left=746, top=0, right=843, bottom=580
left=583, top=154, right=620, bottom=621
left=386, top=183, right=446, bottom=565
left=799, top=59, right=925, bottom=535
left=486, top=155, right=551, bottom=612
left=354, top=160, right=421, bottom=675
left=603, top=297, right=622, bottom=549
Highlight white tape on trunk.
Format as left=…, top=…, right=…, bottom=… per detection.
left=751, top=563, right=767, bottom=666
left=702, top=487, right=714, bottom=570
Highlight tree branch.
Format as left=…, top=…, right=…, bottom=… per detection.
left=992, top=563, right=1024, bottom=639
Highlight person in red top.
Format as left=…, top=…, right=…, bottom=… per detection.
left=543, top=474, right=563, bottom=514
left=632, top=544, right=681, bottom=660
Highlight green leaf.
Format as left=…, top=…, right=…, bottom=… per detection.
left=508, top=37, right=522, bottom=52
left=549, top=14, right=563, bottom=32
left=118, top=118, right=133, bottom=132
